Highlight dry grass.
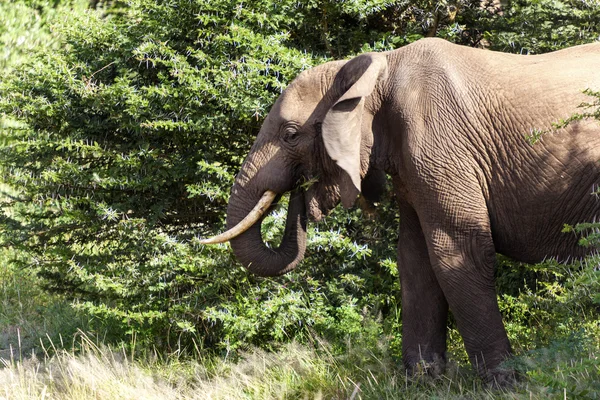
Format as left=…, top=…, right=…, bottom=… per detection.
left=1, top=331, right=599, bottom=400
left=0, top=336, right=180, bottom=399
left=0, top=332, right=468, bottom=400
left=0, top=334, right=335, bottom=400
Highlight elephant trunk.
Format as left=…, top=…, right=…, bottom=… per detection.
left=226, top=185, right=307, bottom=277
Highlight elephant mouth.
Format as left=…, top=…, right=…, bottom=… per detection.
left=305, top=186, right=330, bottom=222
left=307, top=198, right=325, bottom=221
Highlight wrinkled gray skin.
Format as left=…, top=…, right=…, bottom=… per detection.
left=225, top=38, right=600, bottom=384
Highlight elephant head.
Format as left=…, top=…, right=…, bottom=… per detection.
left=201, top=53, right=388, bottom=276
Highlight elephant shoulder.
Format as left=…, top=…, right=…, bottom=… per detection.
left=398, top=38, right=472, bottom=59
left=390, top=39, right=481, bottom=77
left=388, top=39, right=472, bottom=89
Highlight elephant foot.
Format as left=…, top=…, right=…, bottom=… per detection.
left=484, top=367, right=518, bottom=389
left=406, top=352, right=447, bottom=379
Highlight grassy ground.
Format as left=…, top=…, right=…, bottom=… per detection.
left=0, top=334, right=598, bottom=399
left=0, top=335, right=501, bottom=399
left=1, top=248, right=599, bottom=399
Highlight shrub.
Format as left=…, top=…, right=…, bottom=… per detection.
left=0, top=0, right=408, bottom=353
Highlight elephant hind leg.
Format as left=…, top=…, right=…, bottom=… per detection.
left=397, top=201, right=449, bottom=377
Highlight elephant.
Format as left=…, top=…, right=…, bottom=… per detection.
left=201, top=38, right=600, bottom=384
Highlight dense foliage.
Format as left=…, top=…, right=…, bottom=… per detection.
left=0, top=0, right=404, bottom=352
left=1, top=0, right=599, bottom=377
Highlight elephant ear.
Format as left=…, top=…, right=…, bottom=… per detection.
left=322, top=53, right=387, bottom=208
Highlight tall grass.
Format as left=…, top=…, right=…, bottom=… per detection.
left=0, top=333, right=486, bottom=400
left=0, top=332, right=179, bottom=399
left=3, top=330, right=598, bottom=399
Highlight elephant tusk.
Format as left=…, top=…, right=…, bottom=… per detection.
left=198, top=190, right=277, bottom=244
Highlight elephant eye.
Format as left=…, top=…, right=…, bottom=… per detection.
left=282, top=125, right=300, bottom=146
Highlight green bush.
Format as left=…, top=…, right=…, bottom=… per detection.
left=485, top=0, right=600, bottom=53
left=0, top=0, right=409, bottom=354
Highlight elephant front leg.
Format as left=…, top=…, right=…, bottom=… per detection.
left=420, top=204, right=515, bottom=386
left=398, top=202, right=449, bottom=377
